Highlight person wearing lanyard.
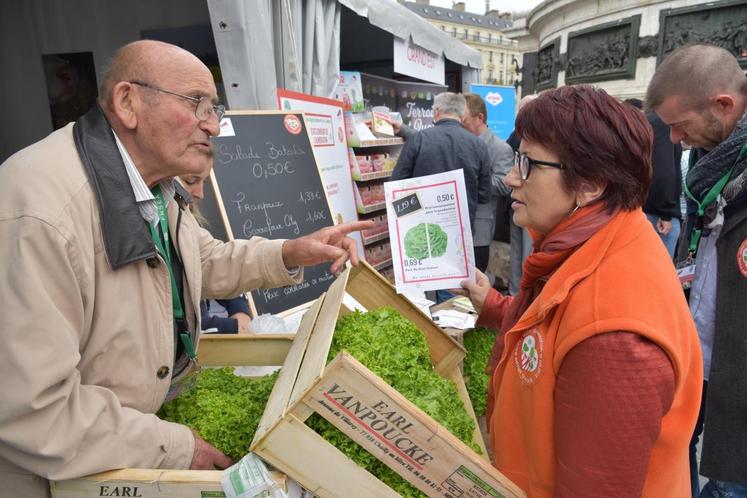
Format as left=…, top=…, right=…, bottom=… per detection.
left=0, top=40, right=372, bottom=497
left=647, top=43, right=747, bottom=498
left=179, top=168, right=252, bottom=333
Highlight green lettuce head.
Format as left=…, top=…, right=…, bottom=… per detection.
left=404, top=223, right=447, bottom=260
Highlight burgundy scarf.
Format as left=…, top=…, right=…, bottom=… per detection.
left=486, top=203, right=617, bottom=374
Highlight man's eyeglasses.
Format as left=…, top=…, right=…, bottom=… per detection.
left=514, top=151, right=565, bottom=180
left=130, top=81, right=225, bottom=122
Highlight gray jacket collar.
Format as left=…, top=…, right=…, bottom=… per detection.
left=73, top=106, right=191, bottom=270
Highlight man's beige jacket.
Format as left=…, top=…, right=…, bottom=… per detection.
left=0, top=118, right=298, bottom=496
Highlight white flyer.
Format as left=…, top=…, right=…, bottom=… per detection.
left=385, top=169, right=476, bottom=293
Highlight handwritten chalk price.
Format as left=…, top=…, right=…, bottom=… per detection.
left=391, top=193, right=422, bottom=218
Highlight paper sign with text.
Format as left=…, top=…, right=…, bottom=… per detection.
left=385, top=170, right=475, bottom=293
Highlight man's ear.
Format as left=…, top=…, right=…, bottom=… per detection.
left=576, top=181, right=605, bottom=207
left=711, top=94, right=736, bottom=119
left=110, top=81, right=138, bottom=130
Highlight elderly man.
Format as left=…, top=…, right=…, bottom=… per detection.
left=0, top=40, right=370, bottom=497
left=390, top=92, right=491, bottom=228
left=461, top=93, right=514, bottom=272
left=647, top=43, right=747, bottom=498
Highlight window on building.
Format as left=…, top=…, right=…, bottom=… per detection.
left=464, top=28, right=468, bottom=39
left=489, top=51, right=493, bottom=62
left=498, top=35, right=502, bottom=44
left=488, top=33, right=492, bottom=43
left=489, top=70, right=493, bottom=83
left=500, top=52, right=504, bottom=64
left=453, top=26, right=457, bottom=37
left=475, top=31, right=481, bottom=42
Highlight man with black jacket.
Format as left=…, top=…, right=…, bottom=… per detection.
left=644, top=110, right=684, bottom=257
left=391, top=92, right=491, bottom=229
left=626, top=98, right=683, bottom=258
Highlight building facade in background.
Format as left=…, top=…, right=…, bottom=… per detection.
left=403, top=1, right=521, bottom=87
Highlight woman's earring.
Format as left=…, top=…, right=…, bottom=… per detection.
left=569, top=203, right=580, bottom=217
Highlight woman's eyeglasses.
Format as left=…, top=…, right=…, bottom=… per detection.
left=514, top=151, right=565, bottom=180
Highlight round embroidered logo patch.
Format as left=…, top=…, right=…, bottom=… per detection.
left=738, top=239, right=747, bottom=278
left=514, top=328, right=544, bottom=385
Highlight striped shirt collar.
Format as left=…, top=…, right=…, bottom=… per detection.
left=112, top=130, right=175, bottom=225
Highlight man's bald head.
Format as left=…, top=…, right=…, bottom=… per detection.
left=96, top=39, right=219, bottom=187
left=98, top=40, right=206, bottom=114
left=646, top=43, right=747, bottom=112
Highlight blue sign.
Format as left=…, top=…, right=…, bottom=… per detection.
left=469, top=84, right=516, bottom=141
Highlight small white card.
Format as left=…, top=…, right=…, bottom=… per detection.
left=385, top=170, right=476, bottom=293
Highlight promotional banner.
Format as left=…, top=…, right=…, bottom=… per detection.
left=385, top=170, right=476, bottom=293
left=393, top=36, right=445, bottom=86
left=277, top=89, right=363, bottom=256
left=469, top=84, right=516, bottom=141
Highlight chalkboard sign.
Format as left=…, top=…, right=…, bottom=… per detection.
left=392, top=192, right=422, bottom=218
left=210, top=111, right=335, bottom=316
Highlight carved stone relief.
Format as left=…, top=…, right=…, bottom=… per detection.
left=565, top=16, right=639, bottom=84
left=534, top=39, right=559, bottom=90
left=658, top=1, right=747, bottom=67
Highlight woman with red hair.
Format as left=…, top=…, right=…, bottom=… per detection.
left=457, top=85, right=702, bottom=497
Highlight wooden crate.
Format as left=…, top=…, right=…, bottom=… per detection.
left=51, top=333, right=294, bottom=498
left=52, top=469, right=286, bottom=498
left=251, top=262, right=525, bottom=498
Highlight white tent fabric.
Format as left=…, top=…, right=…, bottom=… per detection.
left=207, top=0, right=482, bottom=110
left=207, top=0, right=341, bottom=110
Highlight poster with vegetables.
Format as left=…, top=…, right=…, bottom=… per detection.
left=385, top=170, right=476, bottom=293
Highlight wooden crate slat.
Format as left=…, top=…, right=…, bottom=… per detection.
left=287, top=268, right=349, bottom=408
left=197, top=334, right=295, bottom=367
left=252, top=294, right=324, bottom=445
left=53, top=469, right=286, bottom=498
left=253, top=414, right=400, bottom=498
left=305, top=352, right=524, bottom=498
left=346, top=262, right=465, bottom=375
left=444, top=365, right=489, bottom=459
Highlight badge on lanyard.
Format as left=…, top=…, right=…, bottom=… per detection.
left=164, top=333, right=200, bottom=403
left=676, top=263, right=696, bottom=289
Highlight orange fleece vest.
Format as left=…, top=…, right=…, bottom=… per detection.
left=489, top=209, right=702, bottom=497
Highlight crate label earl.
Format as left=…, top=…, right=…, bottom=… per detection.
left=98, top=485, right=142, bottom=497
left=321, top=383, right=435, bottom=466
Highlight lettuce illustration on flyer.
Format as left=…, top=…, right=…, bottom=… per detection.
left=385, top=170, right=476, bottom=293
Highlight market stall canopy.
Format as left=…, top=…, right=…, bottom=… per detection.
left=338, top=0, right=482, bottom=70
left=207, top=0, right=482, bottom=110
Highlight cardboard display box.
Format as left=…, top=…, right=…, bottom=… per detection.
left=250, top=263, right=524, bottom=498
left=51, top=333, right=294, bottom=498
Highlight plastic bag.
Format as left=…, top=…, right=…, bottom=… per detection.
left=250, top=314, right=290, bottom=334
left=221, top=453, right=287, bottom=498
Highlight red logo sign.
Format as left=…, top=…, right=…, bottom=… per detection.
left=485, top=92, right=503, bottom=106
left=284, top=114, right=302, bottom=135
left=738, top=239, right=747, bottom=278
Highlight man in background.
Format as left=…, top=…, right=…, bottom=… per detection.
left=461, top=93, right=514, bottom=272
left=391, top=92, right=491, bottom=230
left=626, top=98, right=683, bottom=258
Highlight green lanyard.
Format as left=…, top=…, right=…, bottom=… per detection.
left=684, top=141, right=747, bottom=257
left=149, top=186, right=185, bottom=320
